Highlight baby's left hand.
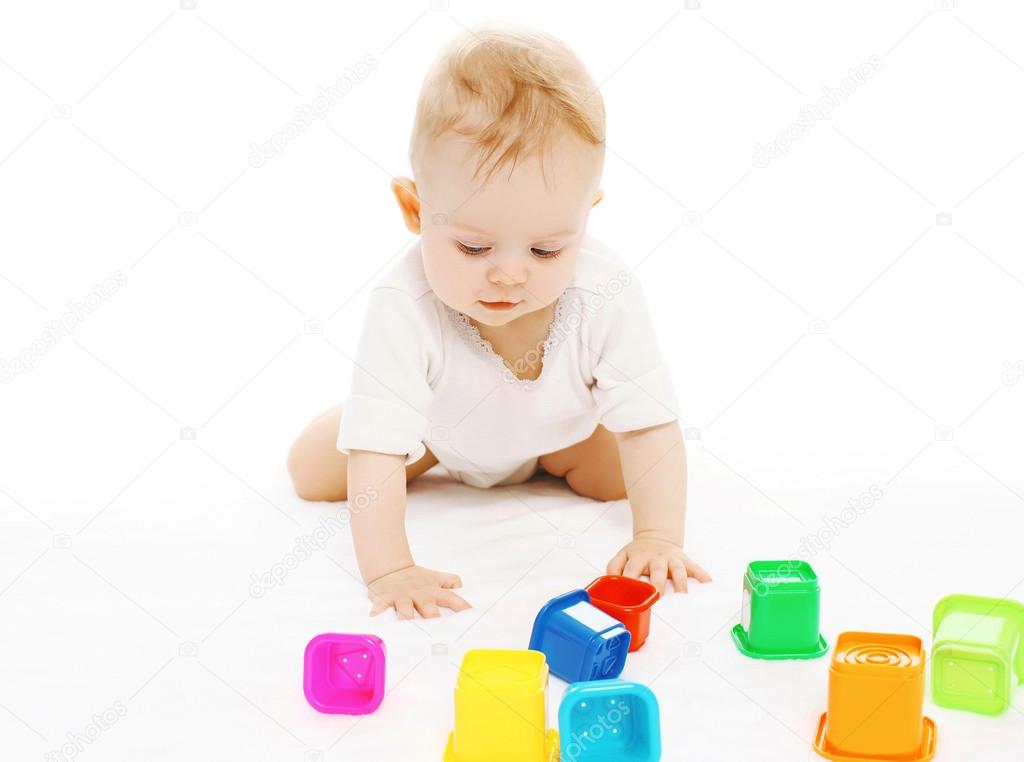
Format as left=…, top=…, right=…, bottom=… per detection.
left=607, top=535, right=712, bottom=593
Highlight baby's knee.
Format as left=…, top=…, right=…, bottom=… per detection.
left=565, top=467, right=626, bottom=502
left=288, top=449, right=347, bottom=502
left=287, top=409, right=348, bottom=502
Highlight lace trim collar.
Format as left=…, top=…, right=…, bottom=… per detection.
left=444, top=291, right=572, bottom=387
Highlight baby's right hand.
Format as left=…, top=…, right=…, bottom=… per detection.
left=366, top=565, right=472, bottom=620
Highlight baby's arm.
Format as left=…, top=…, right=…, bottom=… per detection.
left=348, top=449, right=470, bottom=619
left=605, top=420, right=711, bottom=593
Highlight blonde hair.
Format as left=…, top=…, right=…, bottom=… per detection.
left=409, top=22, right=605, bottom=185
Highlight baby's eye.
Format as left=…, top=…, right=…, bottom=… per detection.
left=456, top=242, right=491, bottom=256
left=531, top=248, right=562, bottom=259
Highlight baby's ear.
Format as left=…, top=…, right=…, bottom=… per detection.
left=592, top=189, right=604, bottom=207
left=391, top=177, right=421, bottom=234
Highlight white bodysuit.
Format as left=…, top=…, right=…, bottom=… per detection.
left=336, top=235, right=680, bottom=488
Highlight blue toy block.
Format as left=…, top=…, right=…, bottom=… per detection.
left=528, top=590, right=631, bottom=683
left=558, top=679, right=661, bottom=761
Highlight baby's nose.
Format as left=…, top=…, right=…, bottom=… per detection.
left=486, top=250, right=528, bottom=285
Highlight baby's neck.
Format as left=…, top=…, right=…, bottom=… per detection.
left=469, top=300, right=559, bottom=381
left=470, top=300, right=557, bottom=345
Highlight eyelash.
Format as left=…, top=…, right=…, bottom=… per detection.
left=456, top=242, right=563, bottom=259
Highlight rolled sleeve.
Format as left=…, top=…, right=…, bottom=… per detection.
left=336, top=287, right=434, bottom=465
left=589, top=273, right=680, bottom=432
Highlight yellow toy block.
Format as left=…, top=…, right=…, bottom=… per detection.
left=443, top=649, right=558, bottom=762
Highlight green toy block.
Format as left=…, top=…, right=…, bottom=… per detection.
left=932, top=594, right=1024, bottom=715
left=731, top=560, right=828, bottom=660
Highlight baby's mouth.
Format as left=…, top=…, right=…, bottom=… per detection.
left=478, top=299, right=522, bottom=311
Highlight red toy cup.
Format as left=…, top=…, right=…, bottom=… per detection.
left=586, top=575, right=660, bottom=652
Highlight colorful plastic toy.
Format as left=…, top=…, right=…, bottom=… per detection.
left=814, top=632, right=935, bottom=762
left=558, top=679, right=661, bottom=761
left=529, top=589, right=631, bottom=682
left=731, top=560, right=828, bottom=659
left=932, top=593, right=1024, bottom=716
left=444, top=649, right=558, bottom=762
left=303, top=633, right=386, bottom=714
left=586, top=575, right=660, bottom=652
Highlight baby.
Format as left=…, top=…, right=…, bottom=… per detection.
left=287, top=22, right=710, bottom=620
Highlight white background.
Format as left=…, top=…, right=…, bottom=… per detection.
left=2, top=1, right=1023, bottom=760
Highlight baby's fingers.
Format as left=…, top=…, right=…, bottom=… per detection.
left=395, top=598, right=416, bottom=620
left=669, top=559, right=689, bottom=593
left=414, top=598, right=441, bottom=619
left=688, top=560, right=713, bottom=583
left=649, top=558, right=669, bottom=593
left=622, top=555, right=647, bottom=580
left=606, top=549, right=628, bottom=576
left=369, top=595, right=393, bottom=617
left=438, top=572, right=463, bottom=589
left=436, top=589, right=472, bottom=613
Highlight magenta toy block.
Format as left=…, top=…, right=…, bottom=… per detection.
left=303, top=633, right=386, bottom=714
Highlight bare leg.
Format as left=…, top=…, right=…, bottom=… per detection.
left=287, top=405, right=439, bottom=502
left=538, top=423, right=627, bottom=502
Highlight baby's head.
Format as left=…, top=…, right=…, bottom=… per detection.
left=392, top=22, right=605, bottom=327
